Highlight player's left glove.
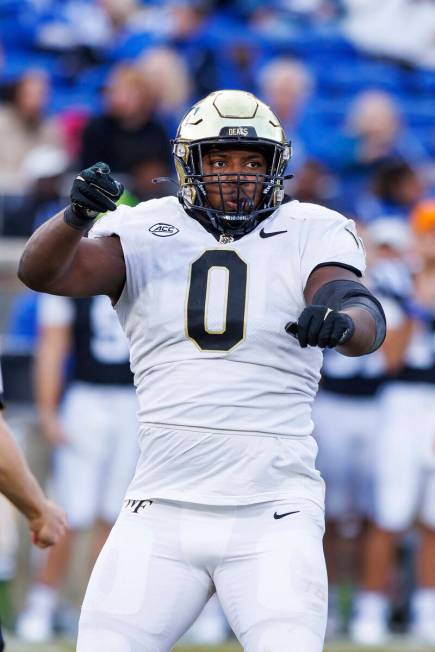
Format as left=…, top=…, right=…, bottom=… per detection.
left=285, top=305, right=355, bottom=348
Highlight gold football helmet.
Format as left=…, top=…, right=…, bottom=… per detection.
left=173, top=90, right=291, bottom=236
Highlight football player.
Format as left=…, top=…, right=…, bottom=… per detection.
left=18, top=90, right=386, bottom=652
left=313, top=343, right=385, bottom=635
left=351, top=202, right=435, bottom=645
left=16, top=293, right=139, bottom=642
left=314, top=219, right=411, bottom=637
left=0, top=359, right=66, bottom=650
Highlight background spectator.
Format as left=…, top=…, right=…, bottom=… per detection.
left=342, top=0, right=435, bottom=70
left=354, top=159, right=425, bottom=224
left=315, top=90, right=432, bottom=210
left=138, top=46, right=193, bottom=134
left=258, top=57, right=314, bottom=171
left=2, top=146, right=69, bottom=238
left=0, top=71, right=63, bottom=193
left=290, top=158, right=341, bottom=209
left=79, top=63, right=170, bottom=177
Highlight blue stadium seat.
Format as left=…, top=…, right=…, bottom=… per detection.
left=305, top=97, right=352, bottom=128
left=72, top=64, right=112, bottom=92
left=49, top=87, right=102, bottom=115
left=399, top=99, right=435, bottom=128
left=0, top=17, right=35, bottom=48
left=405, top=68, right=435, bottom=96
left=315, top=60, right=402, bottom=96
left=107, top=30, right=163, bottom=62
left=0, top=50, right=62, bottom=84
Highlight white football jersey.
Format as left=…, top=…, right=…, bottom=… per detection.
left=90, top=196, right=365, bottom=505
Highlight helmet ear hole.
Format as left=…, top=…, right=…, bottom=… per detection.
left=273, top=187, right=284, bottom=204
left=174, top=142, right=189, bottom=162
left=182, top=185, right=196, bottom=204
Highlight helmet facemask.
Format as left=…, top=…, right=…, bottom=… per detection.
left=174, top=138, right=291, bottom=236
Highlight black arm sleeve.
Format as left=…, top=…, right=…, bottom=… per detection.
left=312, top=279, right=387, bottom=353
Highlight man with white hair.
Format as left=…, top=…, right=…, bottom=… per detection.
left=258, top=57, right=314, bottom=171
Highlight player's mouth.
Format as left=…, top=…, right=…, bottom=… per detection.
left=224, top=198, right=239, bottom=211
left=224, top=195, right=257, bottom=212
left=206, top=186, right=257, bottom=213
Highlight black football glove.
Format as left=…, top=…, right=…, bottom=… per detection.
left=285, top=305, right=355, bottom=349
left=64, top=162, right=124, bottom=229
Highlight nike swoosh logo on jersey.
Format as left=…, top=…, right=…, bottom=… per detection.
left=273, top=510, right=300, bottom=520
left=259, top=228, right=287, bottom=238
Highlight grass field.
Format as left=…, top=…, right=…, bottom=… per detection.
left=1, top=637, right=432, bottom=652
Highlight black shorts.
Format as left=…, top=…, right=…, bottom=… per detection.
left=0, top=619, right=4, bottom=651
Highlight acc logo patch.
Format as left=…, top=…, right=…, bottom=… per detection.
left=149, top=223, right=179, bottom=237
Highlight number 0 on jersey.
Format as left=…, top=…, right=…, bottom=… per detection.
left=186, top=250, right=248, bottom=351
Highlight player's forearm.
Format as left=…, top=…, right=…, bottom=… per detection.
left=337, top=307, right=378, bottom=357
left=381, top=321, right=414, bottom=373
left=34, top=327, right=70, bottom=417
left=0, top=417, right=46, bottom=520
left=18, top=210, right=85, bottom=292
left=35, top=361, right=62, bottom=412
left=35, top=361, right=62, bottom=421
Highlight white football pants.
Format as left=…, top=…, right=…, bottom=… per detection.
left=77, top=498, right=327, bottom=651
left=313, top=390, right=379, bottom=520
left=374, top=382, right=435, bottom=531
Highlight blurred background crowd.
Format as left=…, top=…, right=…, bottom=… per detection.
left=1, top=0, right=435, bottom=648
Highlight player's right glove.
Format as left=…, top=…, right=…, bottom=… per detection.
left=285, top=305, right=355, bottom=348
left=64, top=162, right=124, bottom=230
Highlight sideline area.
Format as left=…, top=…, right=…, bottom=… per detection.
left=1, top=637, right=432, bottom=652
